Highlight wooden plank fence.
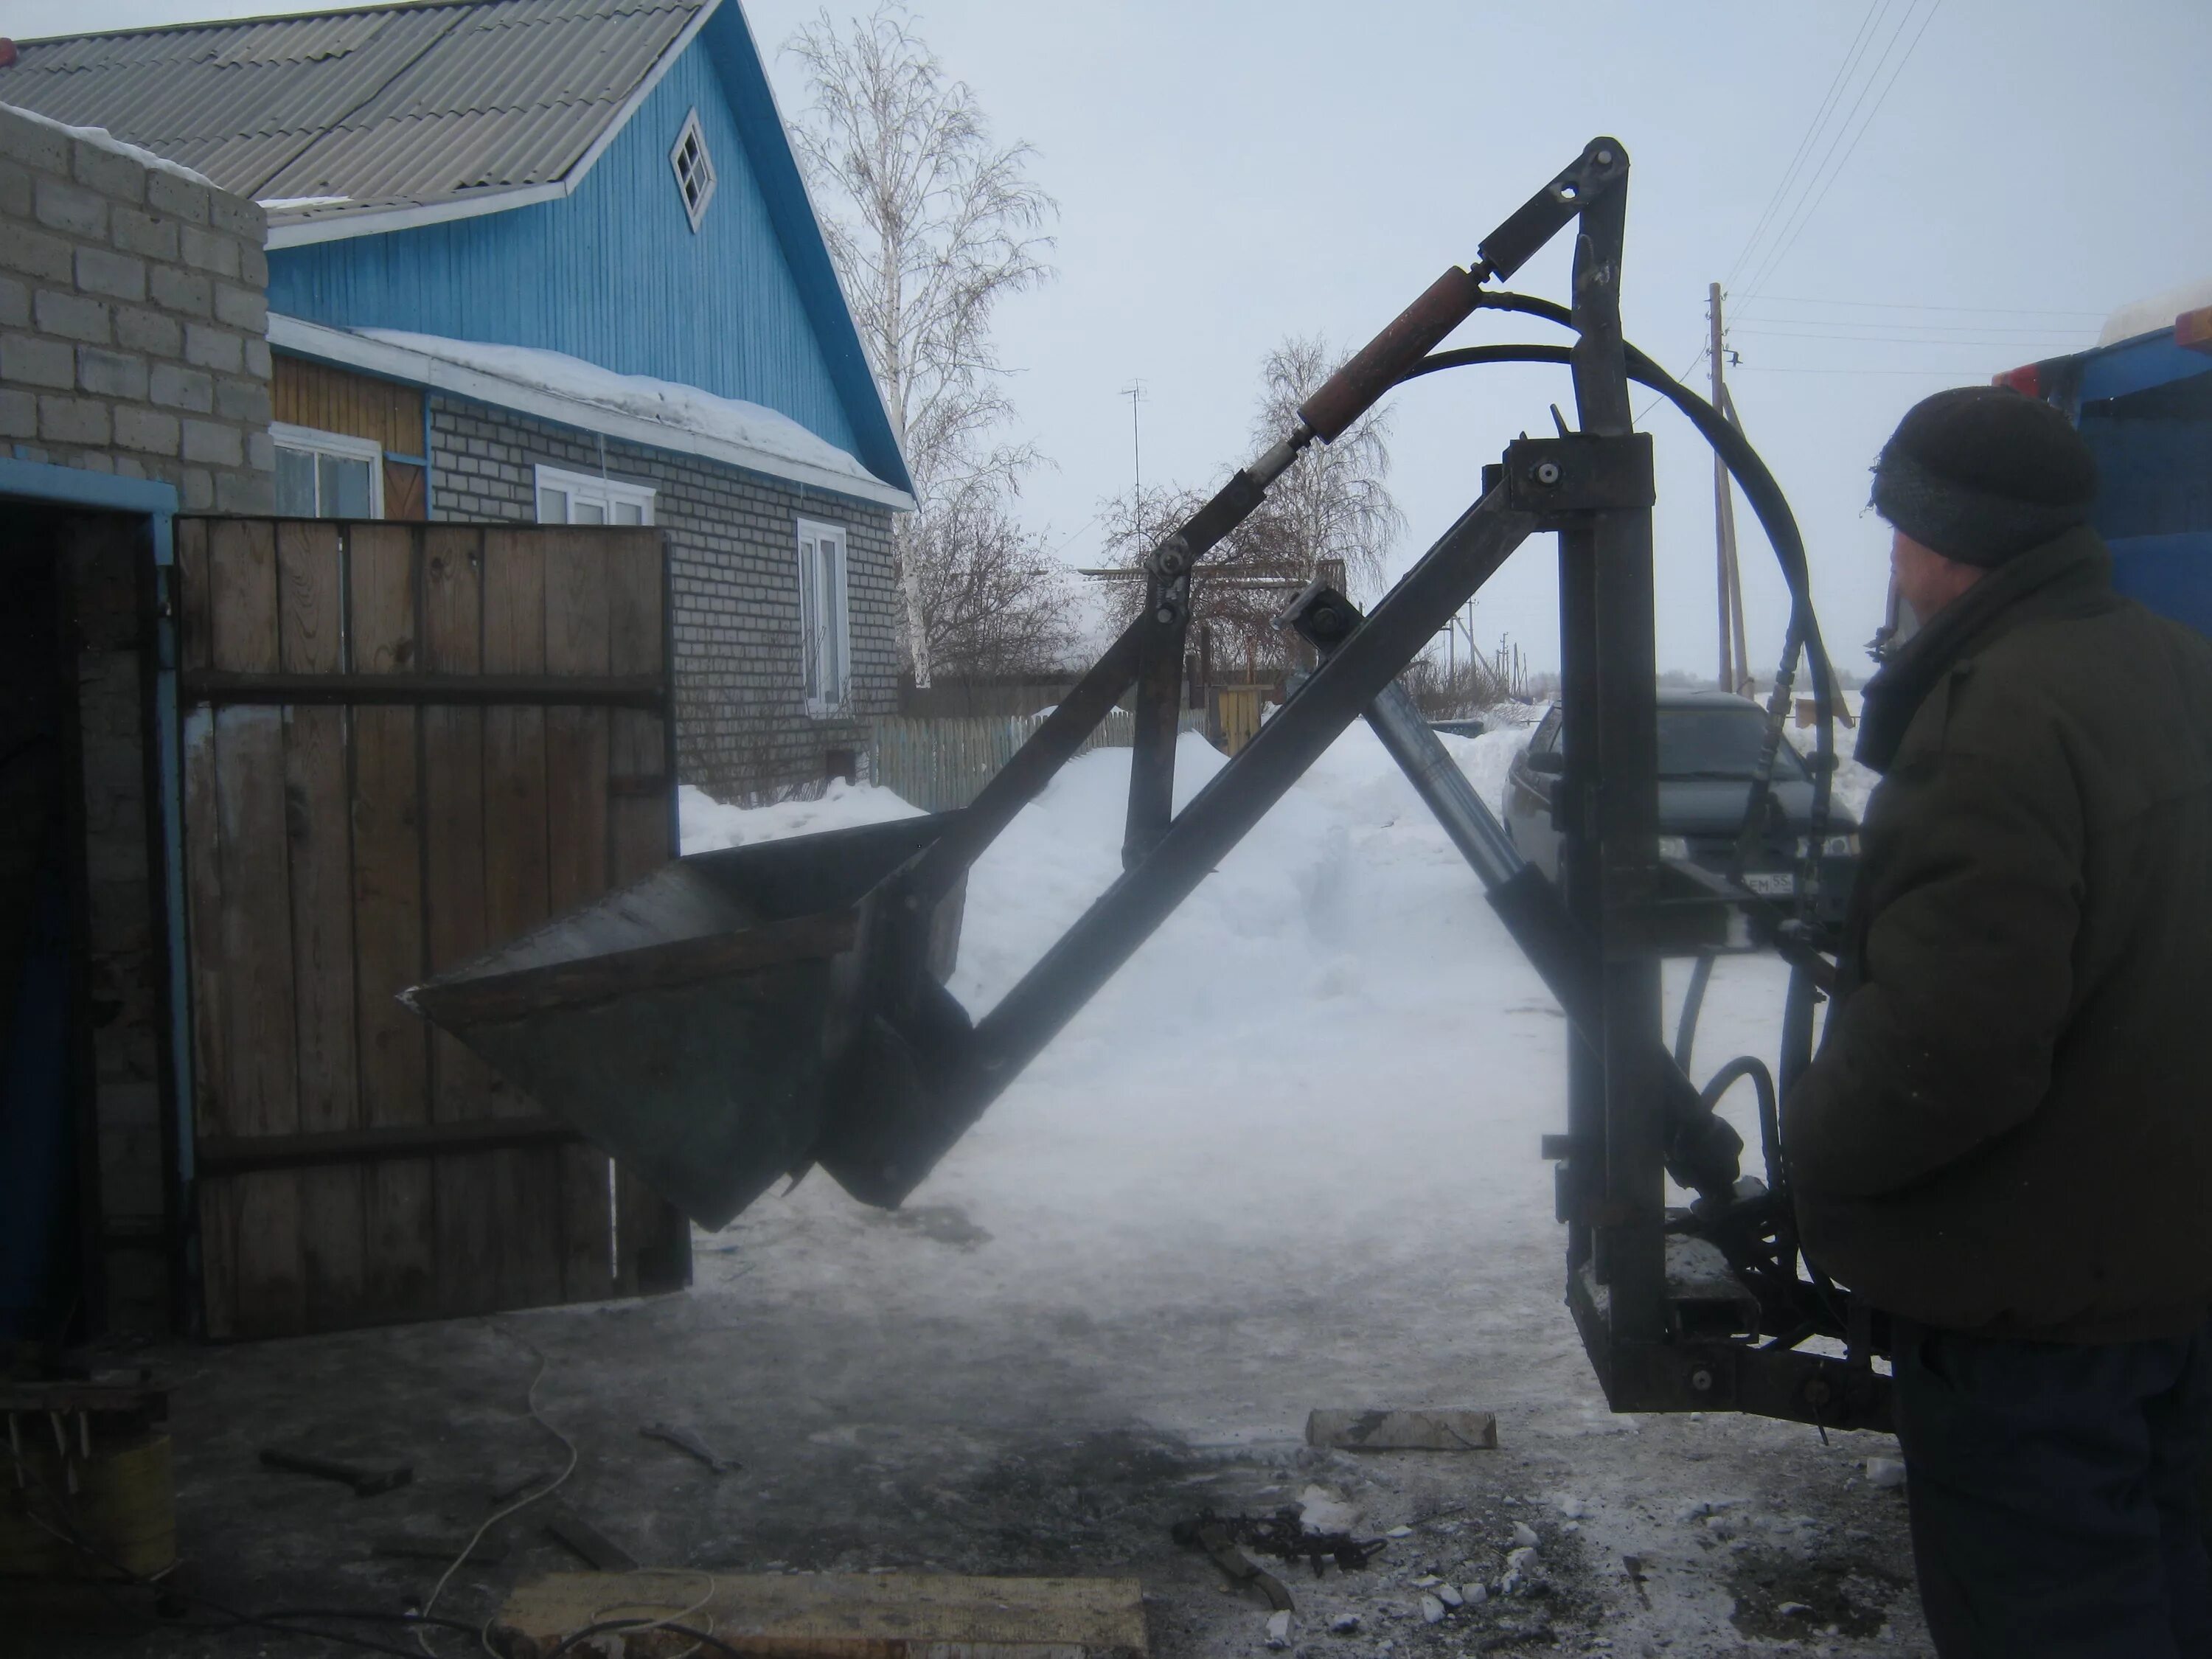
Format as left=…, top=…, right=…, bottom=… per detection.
left=178, top=518, right=689, bottom=1338
left=869, top=710, right=1210, bottom=813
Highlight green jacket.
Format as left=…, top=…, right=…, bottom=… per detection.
left=1784, top=526, right=2212, bottom=1342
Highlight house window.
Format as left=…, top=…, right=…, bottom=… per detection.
left=533, top=463, right=655, bottom=526
left=271, top=423, right=382, bottom=518
left=796, top=518, right=850, bottom=715
left=669, top=108, right=717, bottom=233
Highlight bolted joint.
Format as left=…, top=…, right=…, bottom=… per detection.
left=1147, top=535, right=1191, bottom=578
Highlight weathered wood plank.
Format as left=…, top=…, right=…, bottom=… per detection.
left=348, top=524, right=435, bottom=1321
left=606, top=540, right=689, bottom=1293
left=181, top=703, right=234, bottom=1337
left=540, top=532, right=616, bottom=1302
left=420, top=527, right=509, bottom=1317
left=276, top=521, right=364, bottom=1330
left=206, top=518, right=302, bottom=1337
left=175, top=518, right=212, bottom=674
left=481, top=529, right=568, bottom=1309
left=491, top=1573, right=1150, bottom=1659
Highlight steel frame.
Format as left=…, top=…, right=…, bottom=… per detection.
left=831, top=140, right=1885, bottom=1430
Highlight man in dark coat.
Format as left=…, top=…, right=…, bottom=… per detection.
left=1784, top=386, right=2212, bottom=1658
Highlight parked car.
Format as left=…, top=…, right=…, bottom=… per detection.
left=1502, top=690, right=1859, bottom=919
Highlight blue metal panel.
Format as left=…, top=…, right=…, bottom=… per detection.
left=2079, top=335, right=2212, bottom=403
left=266, top=15, right=910, bottom=493
left=2110, top=532, right=2212, bottom=638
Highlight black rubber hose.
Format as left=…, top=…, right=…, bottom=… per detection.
left=1397, top=331, right=1841, bottom=810
left=1674, top=952, right=1716, bottom=1073
left=1699, top=1054, right=1781, bottom=1192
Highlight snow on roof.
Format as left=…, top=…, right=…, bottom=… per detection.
left=2098, top=276, right=2212, bottom=347
left=354, top=330, right=891, bottom=495
left=1, top=98, right=218, bottom=191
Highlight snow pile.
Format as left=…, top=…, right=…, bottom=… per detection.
left=679, top=779, right=919, bottom=854
left=1, top=102, right=218, bottom=189
left=356, top=330, right=888, bottom=491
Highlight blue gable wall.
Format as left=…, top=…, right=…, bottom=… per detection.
left=265, top=6, right=908, bottom=493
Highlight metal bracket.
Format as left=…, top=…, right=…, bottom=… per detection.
left=1502, top=433, right=1655, bottom=526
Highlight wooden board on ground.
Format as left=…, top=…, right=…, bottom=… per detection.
left=1305, top=1409, right=1498, bottom=1451
left=491, top=1572, right=1149, bottom=1659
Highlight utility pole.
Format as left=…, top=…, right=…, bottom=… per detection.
left=1708, top=284, right=1747, bottom=693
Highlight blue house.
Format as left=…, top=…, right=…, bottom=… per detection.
left=2, top=0, right=916, bottom=796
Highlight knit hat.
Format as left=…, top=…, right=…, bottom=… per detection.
left=1870, top=386, right=2098, bottom=566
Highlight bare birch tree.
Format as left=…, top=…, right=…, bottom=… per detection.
left=785, top=4, right=1060, bottom=686
left=1099, top=335, right=1402, bottom=674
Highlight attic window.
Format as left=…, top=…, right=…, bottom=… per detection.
left=669, top=108, right=717, bottom=233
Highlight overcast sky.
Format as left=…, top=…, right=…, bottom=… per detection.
left=12, top=0, right=2211, bottom=676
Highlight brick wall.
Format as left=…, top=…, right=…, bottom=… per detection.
left=0, top=103, right=274, bottom=512
left=427, top=395, right=900, bottom=798
left=0, top=105, right=276, bottom=1336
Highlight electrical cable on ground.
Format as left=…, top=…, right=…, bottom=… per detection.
left=413, top=1320, right=580, bottom=1658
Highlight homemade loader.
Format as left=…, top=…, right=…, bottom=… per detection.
left=407, top=139, right=1887, bottom=1434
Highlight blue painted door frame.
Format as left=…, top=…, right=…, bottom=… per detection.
left=0, top=456, right=190, bottom=1335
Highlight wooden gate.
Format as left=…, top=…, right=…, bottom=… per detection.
left=175, top=518, right=690, bottom=1338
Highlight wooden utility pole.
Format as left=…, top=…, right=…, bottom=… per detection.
left=1708, top=283, right=1747, bottom=693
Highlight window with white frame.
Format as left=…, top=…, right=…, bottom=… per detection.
left=272, top=422, right=382, bottom=518
left=669, top=108, right=717, bottom=233
left=534, top=463, right=655, bottom=526
left=796, top=518, right=850, bottom=716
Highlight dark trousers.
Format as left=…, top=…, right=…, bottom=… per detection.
left=1892, top=1315, right=2212, bottom=1658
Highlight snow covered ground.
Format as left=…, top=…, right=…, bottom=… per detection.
left=664, top=723, right=1926, bottom=1655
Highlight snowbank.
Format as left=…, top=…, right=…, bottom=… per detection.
left=356, top=330, right=886, bottom=491
left=1, top=101, right=217, bottom=189
left=678, top=722, right=1801, bottom=1287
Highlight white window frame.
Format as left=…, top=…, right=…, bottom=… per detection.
left=796, top=516, right=852, bottom=717
left=668, top=107, right=717, bottom=234
left=271, top=422, right=384, bottom=518
left=533, top=462, right=655, bottom=526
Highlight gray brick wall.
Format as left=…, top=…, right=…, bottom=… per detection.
left=0, top=103, right=273, bottom=512
left=427, top=396, right=900, bottom=799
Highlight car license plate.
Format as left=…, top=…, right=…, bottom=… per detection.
left=1742, top=872, right=1796, bottom=897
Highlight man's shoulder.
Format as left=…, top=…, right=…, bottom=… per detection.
left=1930, top=597, right=2212, bottom=797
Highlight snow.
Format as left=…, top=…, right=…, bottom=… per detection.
left=667, top=726, right=1911, bottom=1649
left=355, top=329, right=887, bottom=490
left=1, top=100, right=217, bottom=189
left=2098, top=274, right=2212, bottom=347
left=678, top=778, right=919, bottom=854
left=258, top=195, right=351, bottom=210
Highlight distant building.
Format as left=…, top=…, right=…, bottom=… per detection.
left=2, top=0, right=916, bottom=797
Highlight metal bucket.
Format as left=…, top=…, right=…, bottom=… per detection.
left=404, top=815, right=967, bottom=1228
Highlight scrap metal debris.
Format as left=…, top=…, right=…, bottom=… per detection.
left=1172, top=1506, right=1386, bottom=1581
left=639, top=1421, right=742, bottom=1474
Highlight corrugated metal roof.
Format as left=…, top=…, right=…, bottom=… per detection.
left=0, top=0, right=706, bottom=226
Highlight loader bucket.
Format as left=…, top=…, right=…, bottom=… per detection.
left=404, top=815, right=967, bottom=1228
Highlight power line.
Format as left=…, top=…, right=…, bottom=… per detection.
left=1739, top=295, right=2104, bottom=319
left=1733, top=326, right=2093, bottom=347
left=1735, top=0, right=1911, bottom=302
left=1741, top=0, right=1945, bottom=304
left=1720, top=0, right=1888, bottom=296
left=1733, top=363, right=1986, bottom=377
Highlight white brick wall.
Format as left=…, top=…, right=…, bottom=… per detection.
left=0, top=104, right=274, bottom=511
